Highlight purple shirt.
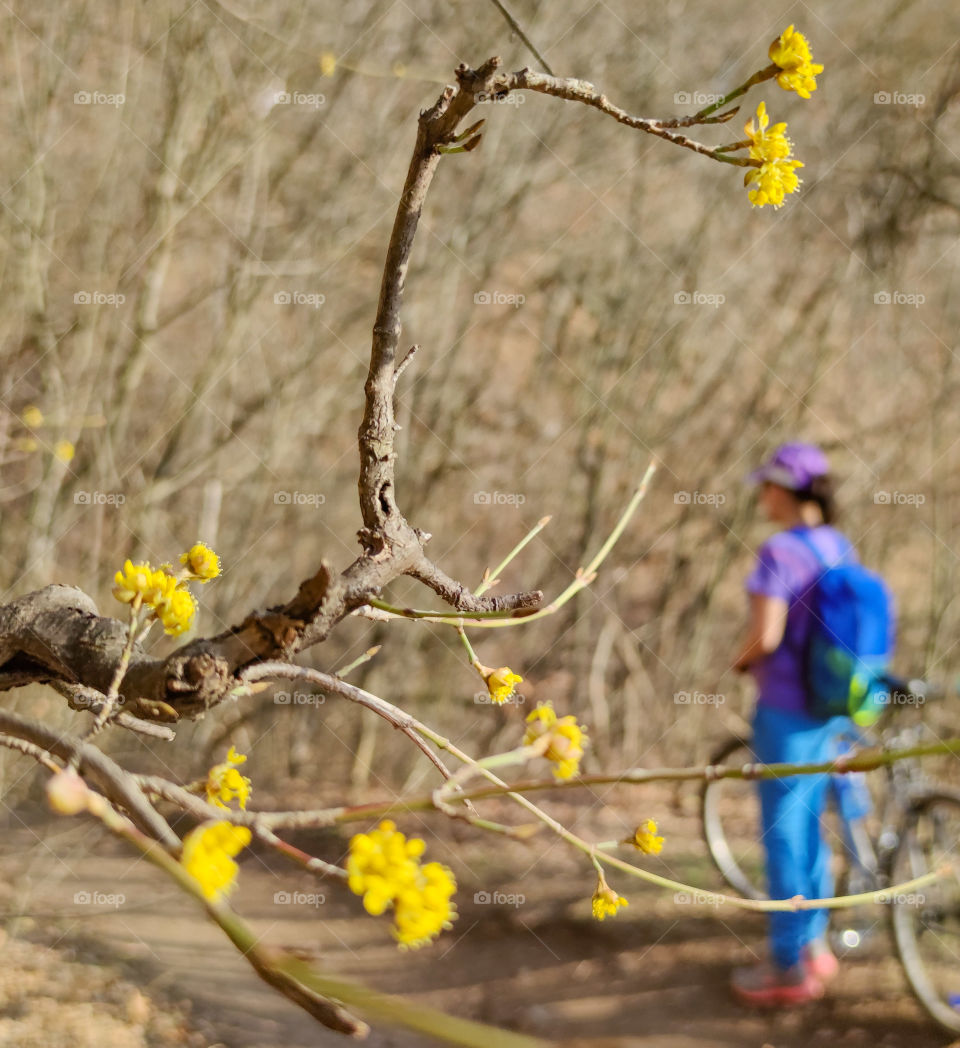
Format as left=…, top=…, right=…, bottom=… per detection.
left=745, top=525, right=856, bottom=713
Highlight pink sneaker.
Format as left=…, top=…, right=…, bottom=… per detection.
left=802, top=939, right=839, bottom=982
left=731, top=960, right=825, bottom=1008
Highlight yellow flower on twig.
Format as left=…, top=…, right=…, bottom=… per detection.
left=179, top=542, right=221, bottom=582
left=206, top=746, right=253, bottom=810
left=347, top=820, right=457, bottom=949
left=769, top=25, right=823, bottom=99
left=523, top=702, right=588, bottom=779
left=181, top=821, right=252, bottom=902
left=743, top=103, right=803, bottom=208
left=623, top=819, right=664, bottom=855
left=112, top=547, right=219, bottom=636
left=53, top=440, right=75, bottom=463
left=112, top=561, right=155, bottom=605
left=485, top=666, right=523, bottom=705
left=21, top=405, right=43, bottom=428
left=744, top=102, right=793, bottom=162
left=155, top=586, right=197, bottom=637
left=592, top=872, right=628, bottom=920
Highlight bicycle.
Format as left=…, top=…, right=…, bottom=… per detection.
left=700, top=677, right=960, bottom=1033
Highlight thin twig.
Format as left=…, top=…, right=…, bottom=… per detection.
left=486, top=0, right=555, bottom=75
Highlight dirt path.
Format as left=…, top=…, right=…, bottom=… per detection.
left=1, top=803, right=957, bottom=1048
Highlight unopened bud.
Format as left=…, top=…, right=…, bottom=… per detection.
left=46, top=770, right=91, bottom=815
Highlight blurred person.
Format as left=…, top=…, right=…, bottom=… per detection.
left=729, top=442, right=854, bottom=1007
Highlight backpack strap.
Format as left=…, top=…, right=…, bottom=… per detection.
left=788, top=527, right=852, bottom=574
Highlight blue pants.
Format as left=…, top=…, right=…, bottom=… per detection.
left=752, top=703, right=850, bottom=968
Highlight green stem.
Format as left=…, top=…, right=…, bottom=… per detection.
left=475, top=515, right=552, bottom=596
left=457, top=627, right=480, bottom=666
left=87, top=601, right=144, bottom=738
left=335, top=645, right=381, bottom=678
left=689, top=65, right=778, bottom=121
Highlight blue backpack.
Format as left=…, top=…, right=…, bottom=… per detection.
left=792, top=531, right=895, bottom=726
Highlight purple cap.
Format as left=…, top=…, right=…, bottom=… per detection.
left=748, top=442, right=829, bottom=491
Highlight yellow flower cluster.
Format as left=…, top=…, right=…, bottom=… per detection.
left=347, top=820, right=457, bottom=949
left=181, top=821, right=252, bottom=902
left=769, top=25, right=823, bottom=99
left=180, top=542, right=221, bottom=582
left=207, top=746, right=252, bottom=810
left=113, top=560, right=197, bottom=635
left=592, top=875, right=628, bottom=920
left=485, top=666, right=523, bottom=705
left=625, top=819, right=664, bottom=855
left=522, top=703, right=588, bottom=779
left=21, top=405, right=43, bottom=428
left=112, top=543, right=220, bottom=636
left=743, top=102, right=804, bottom=208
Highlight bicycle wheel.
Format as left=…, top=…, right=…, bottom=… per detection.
left=702, top=736, right=767, bottom=899
left=890, top=788, right=960, bottom=1034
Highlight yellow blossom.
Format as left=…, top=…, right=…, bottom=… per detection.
left=769, top=25, right=823, bottom=99
left=744, top=102, right=793, bottom=162
left=21, top=406, right=43, bottom=428
left=179, top=542, right=221, bottom=582
left=592, top=875, right=628, bottom=920
left=743, top=103, right=803, bottom=208
left=155, top=586, right=197, bottom=636
left=347, top=820, right=457, bottom=948
left=206, top=746, right=252, bottom=810
left=319, top=51, right=336, bottom=76
left=523, top=702, right=588, bottom=779
left=14, top=437, right=38, bottom=452
left=392, top=860, right=458, bottom=949
left=624, top=819, right=664, bottom=855
left=744, top=158, right=804, bottom=208
left=485, top=666, right=523, bottom=705
left=181, top=821, right=251, bottom=902
left=53, top=440, right=75, bottom=463
left=112, top=560, right=155, bottom=605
